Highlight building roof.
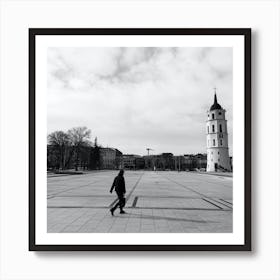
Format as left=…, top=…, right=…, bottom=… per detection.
left=123, top=154, right=141, bottom=158
left=100, top=147, right=122, bottom=155
left=210, top=93, right=222, bottom=111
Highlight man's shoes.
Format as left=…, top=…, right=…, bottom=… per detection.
left=120, top=210, right=126, bottom=214
left=110, top=208, right=114, bottom=216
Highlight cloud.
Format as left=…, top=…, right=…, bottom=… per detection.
left=47, top=47, right=233, bottom=155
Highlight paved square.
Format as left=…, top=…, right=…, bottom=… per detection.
left=47, top=171, right=232, bottom=233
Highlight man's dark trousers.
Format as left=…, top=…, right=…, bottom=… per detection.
left=112, top=191, right=125, bottom=212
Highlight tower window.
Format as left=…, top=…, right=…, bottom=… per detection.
left=219, top=124, right=222, bottom=132
left=212, top=125, right=215, bottom=133
left=207, top=126, right=209, bottom=133
left=219, top=112, right=222, bottom=115
left=212, top=113, right=215, bottom=120
left=220, top=139, right=223, bottom=145
left=213, top=139, right=216, bottom=146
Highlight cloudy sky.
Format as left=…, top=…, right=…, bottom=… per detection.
left=47, top=47, right=232, bottom=156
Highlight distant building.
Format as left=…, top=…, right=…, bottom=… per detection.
left=206, top=92, right=231, bottom=172
left=122, top=154, right=145, bottom=170
left=100, top=147, right=122, bottom=169
left=183, top=154, right=196, bottom=170
left=143, top=155, right=155, bottom=170
left=160, top=153, right=174, bottom=170
left=195, top=153, right=207, bottom=169
left=123, top=154, right=137, bottom=169
left=182, top=154, right=206, bottom=171
left=123, top=154, right=135, bottom=169
left=135, top=157, right=145, bottom=169
left=143, top=153, right=175, bottom=170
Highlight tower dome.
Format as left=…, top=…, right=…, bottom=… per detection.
left=210, top=93, right=222, bottom=111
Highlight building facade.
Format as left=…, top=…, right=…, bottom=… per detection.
left=122, top=154, right=136, bottom=169
left=122, top=154, right=145, bottom=170
left=143, top=153, right=175, bottom=171
left=183, top=154, right=207, bottom=171
left=206, top=93, right=231, bottom=172
left=99, top=147, right=122, bottom=169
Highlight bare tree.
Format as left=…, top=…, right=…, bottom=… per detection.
left=47, top=131, right=70, bottom=170
left=67, top=127, right=91, bottom=171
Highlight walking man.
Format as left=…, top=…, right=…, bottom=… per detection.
left=110, top=169, right=126, bottom=215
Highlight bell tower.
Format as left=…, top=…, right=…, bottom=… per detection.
left=206, top=90, right=231, bottom=172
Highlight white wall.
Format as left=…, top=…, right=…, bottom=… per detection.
left=0, top=0, right=279, bottom=279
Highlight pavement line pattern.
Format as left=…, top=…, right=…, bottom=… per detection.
left=54, top=195, right=112, bottom=197
left=125, top=172, right=144, bottom=201
left=202, top=198, right=223, bottom=209
left=160, top=174, right=211, bottom=198
left=47, top=171, right=233, bottom=233
left=211, top=198, right=232, bottom=209
left=159, top=173, right=232, bottom=210
left=185, top=173, right=232, bottom=188
left=48, top=206, right=232, bottom=211
left=132, top=207, right=231, bottom=211
left=160, top=174, right=229, bottom=201
left=220, top=198, right=233, bottom=205
left=47, top=178, right=105, bottom=199
left=132, top=196, right=138, bottom=208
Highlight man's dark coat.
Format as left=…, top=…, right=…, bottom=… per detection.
left=110, top=175, right=126, bottom=194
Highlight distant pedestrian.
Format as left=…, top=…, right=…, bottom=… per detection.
left=109, top=169, right=126, bottom=215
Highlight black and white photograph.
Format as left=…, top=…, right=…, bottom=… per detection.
left=5, top=0, right=280, bottom=278
left=29, top=29, right=251, bottom=250
left=47, top=47, right=233, bottom=232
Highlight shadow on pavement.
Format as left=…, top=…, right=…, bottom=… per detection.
left=116, top=212, right=217, bottom=224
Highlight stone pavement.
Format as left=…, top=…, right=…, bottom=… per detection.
left=47, top=171, right=232, bottom=233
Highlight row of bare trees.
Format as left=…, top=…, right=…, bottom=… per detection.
left=47, top=126, right=94, bottom=171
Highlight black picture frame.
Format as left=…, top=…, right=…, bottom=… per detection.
left=29, top=28, right=251, bottom=251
